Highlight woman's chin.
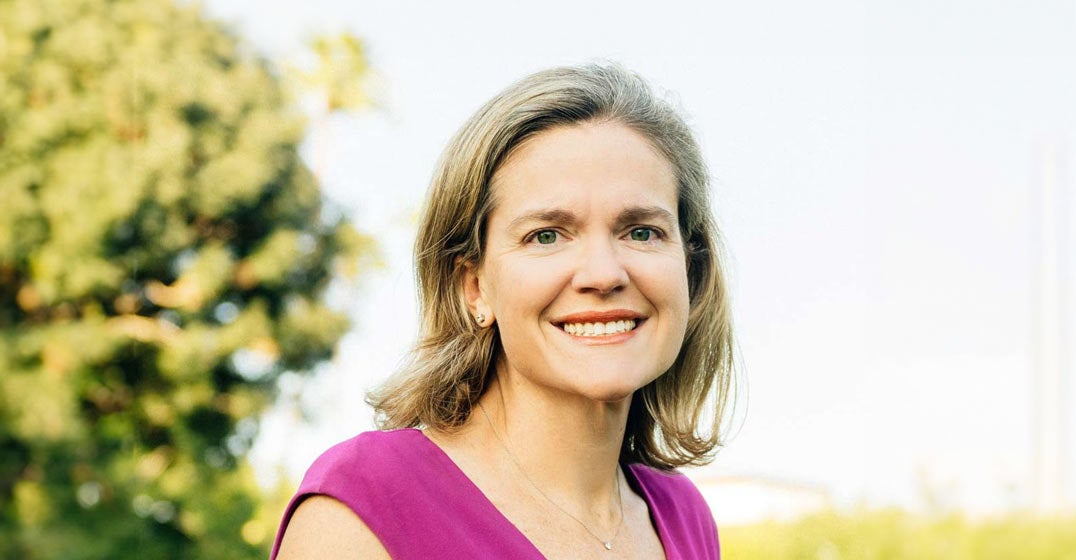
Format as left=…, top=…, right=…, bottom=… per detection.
left=565, top=378, right=645, bottom=404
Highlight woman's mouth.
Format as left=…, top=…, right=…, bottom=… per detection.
left=559, top=319, right=638, bottom=337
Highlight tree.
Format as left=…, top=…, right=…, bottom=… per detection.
left=0, top=0, right=373, bottom=557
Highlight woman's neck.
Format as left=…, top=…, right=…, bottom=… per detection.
left=474, top=374, right=631, bottom=516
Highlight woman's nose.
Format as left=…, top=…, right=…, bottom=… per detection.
left=570, top=237, right=629, bottom=294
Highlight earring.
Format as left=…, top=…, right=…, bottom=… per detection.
left=475, top=313, right=486, bottom=325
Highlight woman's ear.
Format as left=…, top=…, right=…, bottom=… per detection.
left=460, top=259, right=494, bottom=328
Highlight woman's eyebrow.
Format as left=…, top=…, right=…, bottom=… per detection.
left=506, top=208, right=577, bottom=231
left=506, top=206, right=676, bottom=231
left=617, top=206, right=676, bottom=227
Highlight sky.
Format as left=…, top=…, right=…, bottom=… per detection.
left=201, top=0, right=1076, bottom=523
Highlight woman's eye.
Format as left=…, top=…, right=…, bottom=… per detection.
left=534, top=230, right=558, bottom=245
left=629, top=227, right=654, bottom=242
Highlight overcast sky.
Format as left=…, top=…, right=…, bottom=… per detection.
left=203, top=0, right=1076, bottom=522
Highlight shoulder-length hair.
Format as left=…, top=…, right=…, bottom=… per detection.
left=367, top=63, right=735, bottom=470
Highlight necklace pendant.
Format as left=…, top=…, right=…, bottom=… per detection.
left=603, top=541, right=613, bottom=550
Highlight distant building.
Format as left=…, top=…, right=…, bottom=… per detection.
left=688, top=472, right=832, bottom=526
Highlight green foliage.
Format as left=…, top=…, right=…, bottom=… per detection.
left=0, top=0, right=374, bottom=557
left=295, top=32, right=372, bottom=113
left=721, top=508, right=1076, bottom=560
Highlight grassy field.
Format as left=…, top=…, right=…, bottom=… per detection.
left=720, top=508, right=1076, bottom=559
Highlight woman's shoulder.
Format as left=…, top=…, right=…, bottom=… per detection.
left=627, top=463, right=721, bottom=558
left=271, top=429, right=433, bottom=559
left=274, top=428, right=541, bottom=559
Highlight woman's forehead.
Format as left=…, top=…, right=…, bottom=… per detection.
left=486, top=122, right=677, bottom=221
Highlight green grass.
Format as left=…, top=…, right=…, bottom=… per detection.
left=720, top=508, right=1076, bottom=559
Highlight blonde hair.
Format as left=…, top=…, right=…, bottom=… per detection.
left=367, top=63, right=735, bottom=469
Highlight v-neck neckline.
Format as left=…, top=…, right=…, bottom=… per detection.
left=411, top=428, right=673, bottom=559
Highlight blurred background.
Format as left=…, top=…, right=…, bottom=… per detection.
left=1, top=0, right=1075, bottom=558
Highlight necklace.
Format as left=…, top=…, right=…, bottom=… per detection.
left=478, top=403, right=624, bottom=551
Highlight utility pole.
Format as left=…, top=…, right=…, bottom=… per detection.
left=1032, top=137, right=1071, bottom=513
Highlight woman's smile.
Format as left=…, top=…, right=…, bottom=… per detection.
left=554, top=309, right=644, bottom=339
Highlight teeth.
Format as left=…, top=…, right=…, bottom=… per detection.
left=562, top=319, right=637, bottom=337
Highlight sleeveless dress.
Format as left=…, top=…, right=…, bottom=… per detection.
left=270, top=429, right=720, bottom=559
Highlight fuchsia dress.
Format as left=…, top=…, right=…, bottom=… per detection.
left=271, top=429, right=720, bottom=559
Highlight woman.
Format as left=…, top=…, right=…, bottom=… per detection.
left=272, top=63, right=735, bottom=560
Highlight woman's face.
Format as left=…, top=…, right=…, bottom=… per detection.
left=465, top=121, right=690, bottom=402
